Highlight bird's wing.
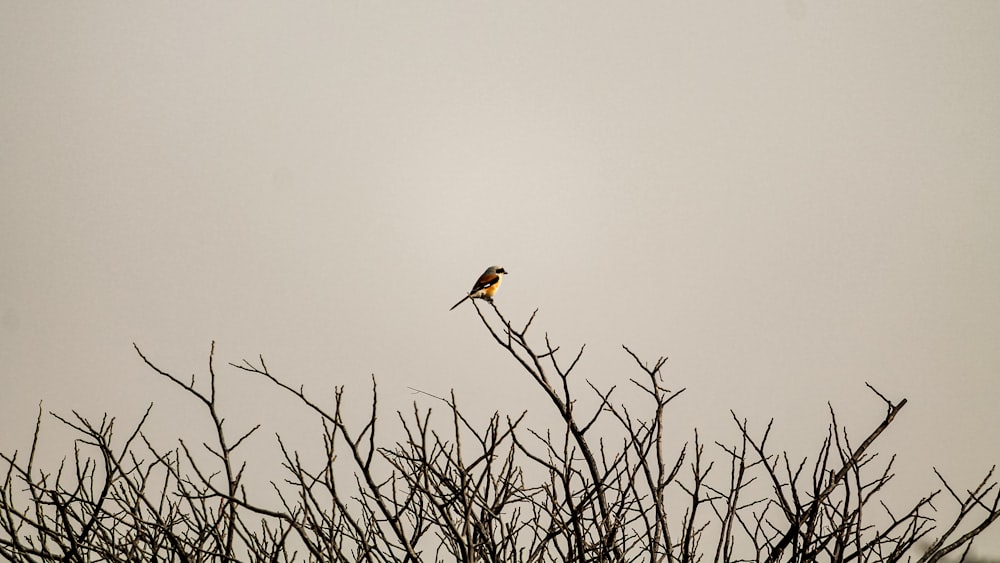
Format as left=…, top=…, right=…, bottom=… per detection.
left=470, top=272, right=500, bottom=294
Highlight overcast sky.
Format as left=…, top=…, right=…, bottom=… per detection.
left=2, top=2, right=999, bottom=555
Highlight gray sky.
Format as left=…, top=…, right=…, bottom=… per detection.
left=2, top=1, right=999, bottom=554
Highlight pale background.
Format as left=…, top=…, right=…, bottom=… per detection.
left=2, top=1, right=999, bottom=556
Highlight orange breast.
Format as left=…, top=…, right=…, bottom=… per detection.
left=482, top=277, right=501, bottom=297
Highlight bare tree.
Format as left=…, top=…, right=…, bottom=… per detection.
left=1, top=302, right=997, bottom=562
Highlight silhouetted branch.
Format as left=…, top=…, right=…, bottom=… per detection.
left=0, top=312, right=994, bottom=562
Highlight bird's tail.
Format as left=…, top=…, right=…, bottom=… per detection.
left=449, top=294, right=470, bottom=311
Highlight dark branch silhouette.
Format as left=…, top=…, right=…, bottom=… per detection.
left=0, top=304, right=997, bottom=561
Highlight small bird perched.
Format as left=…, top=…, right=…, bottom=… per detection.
left=450, top=266, right=508, bottom=311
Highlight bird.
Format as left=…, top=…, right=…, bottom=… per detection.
left=450, top=266, right=508, bottom=311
